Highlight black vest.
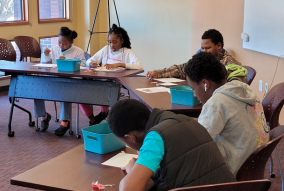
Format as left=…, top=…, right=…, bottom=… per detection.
left=145, top=109, right=235, bottom=191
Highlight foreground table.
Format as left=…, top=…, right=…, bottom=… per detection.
left=11, top=145, right=136, bottom=191
left=118, top=77, right=202, bottom=117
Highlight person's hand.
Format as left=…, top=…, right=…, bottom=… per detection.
left=105, top=63, right=123, bottom=69
left=121, top=157, right=137, bottom=174
left=146, top=71, right=158, bottom=80
left=44, top=48, right=51, bottom=56
left=89, top=60, right=98, bottom=68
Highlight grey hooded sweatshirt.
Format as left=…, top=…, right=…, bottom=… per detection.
left=198, top=80, right=269, bottom=176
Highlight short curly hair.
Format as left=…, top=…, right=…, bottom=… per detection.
left=108, top=99, right=151, bottom=137
left=202, top=29, right=224, bottom=48
left=184, top=52, right=227, bottom=84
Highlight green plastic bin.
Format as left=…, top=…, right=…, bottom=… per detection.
left=56, top=59, right=81, bottom=71
left=82, top=122, right=125, bottom=154
left=170, top=86, right=201, bottom=106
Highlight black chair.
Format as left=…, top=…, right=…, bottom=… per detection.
left=262, top=82, right=284, bottom=191
left=236, top=125, right=284, bottom=182
left=14, top=36, right=41, bottom=62
left=0, top=38, right=16, bottom=62
left=243, top=65, right=256, bottom=85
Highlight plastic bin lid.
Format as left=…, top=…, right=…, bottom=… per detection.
left=170, top=86, right=193, bottom=92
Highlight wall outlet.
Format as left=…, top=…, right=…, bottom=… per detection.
left=259, top=80, right=263, bottom=92
left=265, top=83, right=269, bottom=93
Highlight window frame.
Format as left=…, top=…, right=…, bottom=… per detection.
left=39, top=35, right=59, bottom=46
left=39, top=35, right=59, bottom=54
left=0, top=0, right=29, bottom=26
left=37, top=0, right=70, bottom=24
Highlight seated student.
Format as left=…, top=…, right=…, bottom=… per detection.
left=108, top=99, right=235, bottom=191
left=184, top=52, right=269, bottom=176
left=36, top=26, right=85, bottom=136
left=146, top=29, right=242, bottom=79
left=82, top=24, right=143, bottom=126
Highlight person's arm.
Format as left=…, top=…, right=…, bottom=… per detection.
left=120, top=131, right=164, bottom=191
left=198, top=104, right=226, bottom=141
left=105, top=49, right=143, bottom=70
left=40, top=47, right=53, bottom=63
left=120, top=164, right=154, bottom=191
left=124, top=49, right=143, bottom=70
left=86, top=46, right=105, bottom=67
left=74, top=49, right=86, bottom=66
left=154, top=63, right=187, bottom=79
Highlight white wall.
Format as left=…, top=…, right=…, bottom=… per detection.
left=109, top=0, right=193, bottom=74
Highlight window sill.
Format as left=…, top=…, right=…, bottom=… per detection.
left=38, top=18, right=70, bottom=24
left=0, top=21, right=29, bottom=26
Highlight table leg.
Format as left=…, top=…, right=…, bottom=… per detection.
left=8, top=97, right=16, bottom=137
left=75, top=104, right=81, bottom=139
left=9, top=97, right=35, bottom=127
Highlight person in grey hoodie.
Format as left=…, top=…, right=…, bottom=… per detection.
left=184, top=52, right=269, bottom=176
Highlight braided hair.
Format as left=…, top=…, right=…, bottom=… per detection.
left=59, top=27, right=78, bottom=43
left=108, top=24, right=131, bottom=49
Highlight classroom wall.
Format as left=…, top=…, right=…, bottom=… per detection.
left=76, top=0, right=108, bottom=56
left=109, top=0, right=193, bottom=74
left=109, top=0, right=284, bottom=123
left=0, top=0, right=77, bottom=45
left=191, top=0, right=284, bottom=123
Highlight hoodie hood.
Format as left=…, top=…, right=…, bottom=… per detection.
left=213, top=80, right=256, bottom=106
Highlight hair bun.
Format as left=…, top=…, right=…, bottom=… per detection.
left=112, top=24, right=118, bottom=30
left=72, top=30, right=78, bottom=39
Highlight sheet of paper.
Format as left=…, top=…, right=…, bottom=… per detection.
left=33, top=63, right=57, bottom=68
left=80, top=66, right=89, bottom=69
left=157, top=82, right=178, bottom=86
left=93, top=67, right=125, bottom=72
left=101, top=153, right=138, bottom=168
left=155, top=78, right=185, bottom=83
left=136, top=87, right=169, bottom=93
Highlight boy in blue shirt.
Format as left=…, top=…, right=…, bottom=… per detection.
left=108, top=99, right=235, bottom=191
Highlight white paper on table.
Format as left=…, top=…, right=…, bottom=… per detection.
left=93, top=67, right=125, bottom=72
left=80, top=66, right=89, bottom=69
left=157, top=82, right=178, bottom=86
left=155, top=78, right=185, bottom=83
left=101, top=153, right=138, bottom=168
left=136, top=87, right=169, bottom=93
left=33, top=63, right=57, bottom=68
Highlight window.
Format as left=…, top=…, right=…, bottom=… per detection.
left=39, top=36, right=58, bottom=52
left=38, top=0, right=69, bottom=23
left=0, top=0, right=28, bottom=26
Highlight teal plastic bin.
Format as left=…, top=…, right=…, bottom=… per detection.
left=56, top=59, right=81, bottom=71
left=170, top=86, right=201, bottom=106
left=82, top=122, right=125, bottom=154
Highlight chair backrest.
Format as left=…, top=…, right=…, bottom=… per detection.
left=243, top=65, right=256, bottom=85
left=0, top=38, right=16, bottom=62
left=262, top=82, right=284, bottom=130
left=84, top=52, right=91, bottom=60
left=236, top=125, right=284, bottom=181
left=14, top=36, right=41, bottom=62
left=168, top=179, right=271, bottom=191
